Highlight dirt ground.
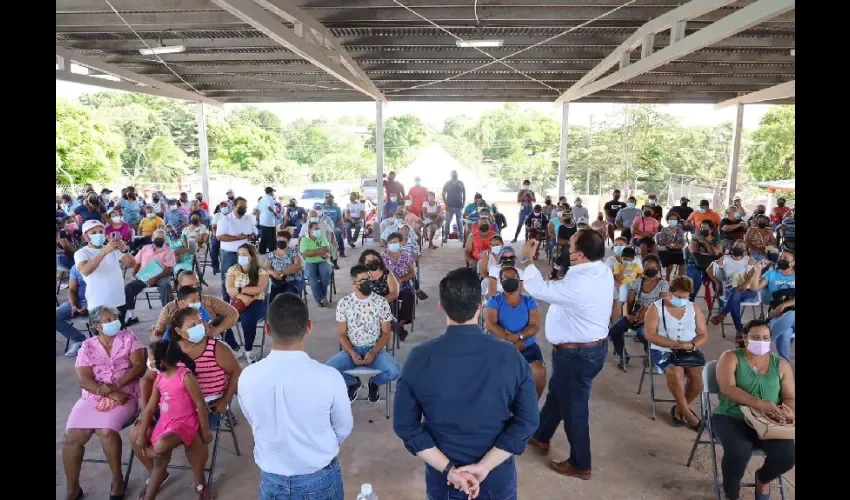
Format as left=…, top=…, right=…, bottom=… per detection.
left=55, top=203, right=794, bottom=500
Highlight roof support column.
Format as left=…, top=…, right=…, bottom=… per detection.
left=725, top=103, right=744, bottom=206
left=375, top=101, right=385, bottom=214
left=197, top=102, right=210, bottom=204
left=558, top=103, right=570, bottom=198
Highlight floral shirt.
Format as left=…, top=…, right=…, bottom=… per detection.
left=265, top=248, right=303, bottom=282
left=75, top=330, right=144, bottom=401
left=335, top=292, right=393, bottom=347
left=655, top=226, right=685, bottom=251
left=382, top=251, right=415, bottom=281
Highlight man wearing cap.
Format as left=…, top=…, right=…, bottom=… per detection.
left=668, top=197, right=694, bottom=227
left=646, top=194, right=663, bottom=221
left=733, top=196, right=747, bottom=220
left=321, top=194, right=346, bottom=258
left=163, top=198, right=188, bottom=232
left=284, top=198, right=306, bottom=237
left=572, top=197, right=589, bottom=223
left=686, top=199, right=721, bottom=233
left=226, top=189, right=236, bottom=210
left=74, top=220, right=137, bottom=313
left=407, top=177, right=428, bottom=218
left=255, top=186, right=279, bottom=254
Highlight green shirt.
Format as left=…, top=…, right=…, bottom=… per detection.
left=300, top=234, right=331, bottom=264
left=713, top=349, right=782, bottom=421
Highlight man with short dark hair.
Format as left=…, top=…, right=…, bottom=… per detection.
left=615, top=196, right=641, bottom=241
left=254, top=186, right=278, bottom=254
left=518, top=230, right=612, bottom=480
left=668, top=196, right=694, bottom=224
left=216, top=196, right=258, bottom=301
left=384, top=171, right=406, bottom=202
left=394, top=267, right=538, bottom=499
left=602, top=190, right=625, bottom=244
left=239, top=293, right=353, bottom=500
left=442, top=170, right=466, bottom=243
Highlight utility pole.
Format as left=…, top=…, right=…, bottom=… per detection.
left=585, top=113, right=593, bottom=196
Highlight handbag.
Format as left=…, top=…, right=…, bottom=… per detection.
left=740, top=406, right=795, bottom=440
left=230, top=297, right=248, bottom=314
left=661, top=302, right=706, bottom=368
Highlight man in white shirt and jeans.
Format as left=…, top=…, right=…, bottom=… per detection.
left=215, top=196, right=258, bottom=302
left=74, top=220, right=137, bottom=313
left=254, top=186, right=278, bottom=254
left=239, top=292, right=352, bottom=500
left=517, top=229, right=612, bottom=480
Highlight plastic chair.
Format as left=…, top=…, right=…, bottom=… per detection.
left=685, top=361, right=788, bottom=500
left=636, top=353, right=676, bottom=420
left=715, top=291, right=765, bottom=339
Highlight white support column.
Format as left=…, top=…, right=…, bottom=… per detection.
left=197, top=103, right=210, bottom=203
left=558, top=103, right=569, bottom=198
left=725, top=103, right=745, bottom=206
left=375, top=101, right=385, bottom=212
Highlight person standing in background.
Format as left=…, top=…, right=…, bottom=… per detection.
left=442, top=170, right=466, bottom=244
left=511, top=180, right=536, bottom=244
left=384, top=171, right=406, bottom=202
left=571, top=197, right=589, bottom=223
left=602, top=190, right=626, bottom=245
left=647, top=194, right=663, bottom=221
left=407, top=177, right=428, bottom=218
left=668, top=197, right=694, bottom=229
left=254, top=186, right=278, bottom=254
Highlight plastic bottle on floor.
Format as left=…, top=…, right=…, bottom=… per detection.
left=356, top=483, right=378, bottom=500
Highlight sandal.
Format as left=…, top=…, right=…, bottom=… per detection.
left=670, top=406, right=683, bottom=427
left=138, top=472, right=170, bottom=500
left=195, top=483, right=212, bottom=500
left=687, top=409, right=703, bottom=432
left=709, top=314, right=724, bottom=326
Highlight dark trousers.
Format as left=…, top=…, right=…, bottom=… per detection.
left=210, top=236, right=220, bottom=273
left=425, top=458, right=516, bottom=500
left=259, top=225, right=277, bottom=254
left=607, top=317, right=647, bottom=358
left=711, top=414, right=795, bottom=500
left=123, top=278, right=172, bottom=311
left=333, top=227, right=345, bottom=255
left=534, top=342, right=607, bottom=471
left=220, top=250, right=239, bottom=302
left=268, top=279, right=304, bottom=305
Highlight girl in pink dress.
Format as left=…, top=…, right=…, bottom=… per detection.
left=137, top=339, right=212, bottom=500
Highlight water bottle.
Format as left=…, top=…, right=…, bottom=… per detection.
left=356, top=483, right=378, bottom=500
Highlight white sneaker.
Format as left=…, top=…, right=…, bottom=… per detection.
left=232, top=346, right=246, bottom=359
left=245, top=351, right=257, bottom=364
left=64, top=341, right=84, bottom=357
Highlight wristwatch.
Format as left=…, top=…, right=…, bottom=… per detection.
left=519, top=334, right=525, bottom=341
left=442, top=461, right=455, bottom=477
left=237, top=287, right=243, bottom=294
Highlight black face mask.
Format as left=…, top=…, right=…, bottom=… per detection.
left=757, top=222, right=768, bottom=228
left=699, top=229, right=710, bottom=237
left=756, top=210, right=765, bottom=215
left=644, top=211, right=653, bottom=217
left=236, top=206, right=247, bottom=216
left=643, top=268, right=659, bottom=278
left=358, top=282, right=372, bottom=295
left=479, top=224, right=490, bottom=233
left=366, top=260, right=380, bottom=271
left=196, top=196, right=203, bottom=201
left=88, top=197, right=99, bottom=206
left=545, top=200, right=552, bottom=206
left=681, top=202, right=688, bottom=207
left=777, top=202, right=786, bottom=207
left=289, top=202, right=296, bottom=207
left=776, top=259, right=791, bottom=271
left=227, top=195, right=235, bottom=201
left=191, top=218, right=200, bottom=225
left=153, top=238, right=165, bottom=248
left=501, top=258, right=516, bottom=268
left=152, top=196, right=160, bottom=202
left=613, top=195, right=620, bottom=201
left=276, top=240, right=288, bottom=250
left=501, top=278, right=520, bottom=293
left=731, top=247, right=745, bottom=257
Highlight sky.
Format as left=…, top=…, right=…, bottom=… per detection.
left=56, top=80, right=773, bottom=130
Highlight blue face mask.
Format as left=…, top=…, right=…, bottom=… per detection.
left=237, top=255, right=251, bottom=267
left=613, top=245, right=625, bottom=255
left=626, top=202, right=636, bottom=209
left=491, top=245, right=503, bottom=256
left=395, top=218, right=404, bottom=225
left=101, top=320, right=121, bottom=336
left=309, top=217, right=319, bottom=223
left=388, top=242, right=401, bottom=253
left=89, top=233, right=106, bottom=247
left=312, top=229, right=322, bottom=238
left=670, top=297, right=689, bottom=308
left=186, top=323, right=206, bottom=343
left=668, top=219, right=679, bottom=227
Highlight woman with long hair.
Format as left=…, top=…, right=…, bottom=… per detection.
left=224, top=243, right=269, bottom=363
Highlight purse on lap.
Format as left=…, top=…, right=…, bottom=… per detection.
left=740, top=406, right=795, bottom=440
left=662, top=302, right=706, bottom=368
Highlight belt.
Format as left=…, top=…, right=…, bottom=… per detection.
left=552, top=338, right=605, bottom=350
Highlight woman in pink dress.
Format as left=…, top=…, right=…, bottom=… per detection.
left=61, top=306, right=146, bottom=500
left=137, top=337, right=213, bottom=500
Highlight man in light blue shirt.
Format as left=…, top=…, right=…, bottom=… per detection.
left=163, top=199, right=188, bottom=232
left=321, top=193, right=346, bottom=258
left=255, top=186, right=278, bottom=254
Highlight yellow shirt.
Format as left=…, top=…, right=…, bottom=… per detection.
left=614, top=261, right=642, bottom=286
left=138, top=216, right=164, bottom=237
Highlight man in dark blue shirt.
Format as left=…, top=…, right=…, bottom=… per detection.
left=393, top=267, right=538, bottom=500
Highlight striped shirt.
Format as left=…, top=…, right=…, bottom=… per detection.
left=194, top=338, right=228, bottom=399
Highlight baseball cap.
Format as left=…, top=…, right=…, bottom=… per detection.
left=498, top=246, right=516, bottom=258
left=576, top=216, right=590, bottom=225
left=226, top=189, right=234, bottom=195
left=648, top=193, right=658, bottom=199
left=82, top=220, right=104, bottom=233
left=680, top=196, right=690, bottom=202
left=101, top=188, right=112, bottom=194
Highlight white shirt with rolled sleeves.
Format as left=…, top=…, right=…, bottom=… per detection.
left=254, top=194, right=277, bottom=228
left=215, top=213, right=258, bottom=252
left=238, top=350, right=353, bottom=477
left=521, top=260, right=614, bottom=344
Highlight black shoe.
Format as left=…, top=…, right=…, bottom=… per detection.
left=340, top=252, right=346, bottom=258
left=367, top=382, right=380, bottom=403
left=398, top=327, right=409, bottom=342
left=416, top=289, right=429, bottom=300
left=125, top=317, right=140, bottom=327
left=347, top=379, right=362, bottom=402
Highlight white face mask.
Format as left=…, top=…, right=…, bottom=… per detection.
left=111, top=216, right=121, bottom=224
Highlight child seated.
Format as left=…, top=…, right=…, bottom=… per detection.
left=613, top=247, right=642, bottom=313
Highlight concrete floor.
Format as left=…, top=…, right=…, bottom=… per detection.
left=55, top=215, right=795, bottom=499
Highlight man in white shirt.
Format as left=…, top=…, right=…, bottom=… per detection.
left=516, top=229, right=612, bottom=480
left=215, top=196, right=258, bottom=301
left=74, top=220, right=137, bottom=316
left=239, top=292, right=352, bottom=500
left=572, top=197, right=590, bottom=222
left=344, top=192, right=366, bottom=248
left=254, top=186, right=278, bottom=254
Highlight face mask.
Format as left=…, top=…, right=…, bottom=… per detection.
left=648, top=199, right=656, bottom=206
left=388, top=242, right=401, bottom=253
left=111, top=216, right=121, bottom=224
left=501, top=278, right=520, bottom=293
left=310, top=217, right=319, bottom=223
left=169, top=204, right=177, bottom=210
left=575, top=202, right=582, bottom=207
left=188, top=302, right=202, bottom=310
left=490, top=245, right=503, bottom=255
left=699, top=229, right=710, bottom=237
left=545, top=200, right=552, bottom=205
left=555, top=211, right=564, bottom=218
left=288, top=202, right=296, bottom=208
left=404, top=200, right=412, bottom=207
left=358, top=282, right=372, bottom=295
left=643, top=268, right=659, bottom=278
left=390, top=196, right=397, bottom=202
left=756, top=210, right=765, bottom=215
left=776, top=259, right=791, bottom=271
left=734, top=212, right=742, bottom=220
left=670, top=296, right=689, bottom=308
left=427, top=196, right=435, bottom=202
left=746, top=339, right=771, bottom=356
left=88, top=197, right=99, bottom=206
left=777, top=202, right=786, bottom=207
left=479, top=224, right=490, bottom=233
left=101, top=320, right=121, bottom=336
left=196, top=195, right=203, bottom=201
left=731, top=247, right=745, bottom=257
left=65, top=223, right=77, bottom=232
left=316, top=209, right=324, bottom=216
left=89, top=233, right=106, bottom=247
left=186, top=323, right=206, bottom=343
left=153, top=238, right=165, bottom=248
left=395, top=218, right=405, bottom=225
left=501, top=258, right=516, bottom=267
left=668, top=219, right=679, bottom=227
left=311, top=229, right=322, bottom=238
left=613, top=195, right=620, bottom=201
left=681, top=202, right=688, bottom=207
left=191, top=218, right=200, bottom=225
left=152, top=197, right=160, bottom=203
left=626, top=202, right=636, bottom=209
left=644, top=211, right=653, bottom=216
left=534, top=211, right=541, bottom=215
left=613, top=245, right=624, bottom=255
left=228, top=195, right=235, bottom=200
left=699, top=208, right=707, bottom=214
left=236, top=207, right=247, bottom=216
left=366, top=260, right=380, bottom=271
left=146, top=213, right=155, bottom=219
left=221, top=207, right=231, bottom=215
left=415, top=181, right=421, bottom=186
left=276, top=240, right=288, bottom=250
left=237, top=255, right=251, bottom=267
left=757, top=222, right=768, bottom=228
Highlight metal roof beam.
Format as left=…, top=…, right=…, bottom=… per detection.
left=557, top=0, right=795, bottom=103
left=56, top=70, right=204, bottom=100
left=55, top=45, right=222, bottom=106
left=211, top=0, right=384, bottom=101
left=715, top=79, right=794, bottom=108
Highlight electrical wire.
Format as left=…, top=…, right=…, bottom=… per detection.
left=473, top=0, right=480, bottom=25
left=386, top=0, right=640, bottom=94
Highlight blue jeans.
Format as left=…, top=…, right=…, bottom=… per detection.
left=686, top=263, right=705, bottom=301
left=333, top=227, right=345, bottom=255
left=607, top=317, right=646, bottom=359
left=56, top=302, right=87, bottom=343
left=514, top=205, right=533, bottom=240
left=57, top=254, right=75, bottom=270
left=425, top=458, right=516, bottom=500
left=220, top=250, right=239, bottom=302
left=444, top=206, right=464, bottom=240
left=210, top=236, right=220, bottom=272
left=769, top=310, right=795, bottom=361
left=325, top=346, right=400, bottom=387
left=304, top=261, right=332, bottom=303
left=534, top=342, right=607, bottom=471
left=259, top=458, right=343, bottom=500
left=240, top=299, right=268, bottom=351
left=344, top=220, right=363, bottom=244
left=720, top=287, right=758, bottom=332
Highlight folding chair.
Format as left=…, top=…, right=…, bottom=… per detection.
left=686, top=361, right=788, bottom=500
left=636, top=353, right=676, bottom=420
left=57, top=267, right=70, bottom=296
left=80, top=410, right=139, bottom=492
left=715, top=292, right=765, bottom=339
left=166, top=405, right=242, bottom=485
left=64, top=321, right=93, bottom=353
left=143, top=287, right=162, bottom=309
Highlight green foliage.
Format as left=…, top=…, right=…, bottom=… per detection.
left=366, top=114, right=429, bottom=170
left=56, top=99, right=123, bottom=184
left=745, top=105, right=795, bottom=181
left=229, top=105, right=282, bottom=131
left=207, top=121, right=283, bottom=182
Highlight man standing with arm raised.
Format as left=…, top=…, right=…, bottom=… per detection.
left=516, top=229, right=612, bottom=480
left=393, top=267, right=539, bottom=499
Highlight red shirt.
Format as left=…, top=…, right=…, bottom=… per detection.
left=407, top=186, right=428, bottom=217
left=771, top=206, right=790, bottom=225
left=199, top=201, right=209, bottom=212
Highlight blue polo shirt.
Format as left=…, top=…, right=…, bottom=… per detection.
left=382, top=201, right=399, bottom=220
left=164, top=208, right=188, bottom=231
left=485, top=294, right=538, bottom=347
left=74, top=204, right=106, bottom=223
left=321, top=203, right=343, bottom=225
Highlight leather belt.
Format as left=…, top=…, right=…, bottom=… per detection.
left=552, top=338, right=606, bottom=350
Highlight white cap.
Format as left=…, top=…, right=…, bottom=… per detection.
left=576, top=216, right=589, bottom=225
left=82, top=220, right=104, bottom=233
left=360, top=484, right=373, bottom=495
